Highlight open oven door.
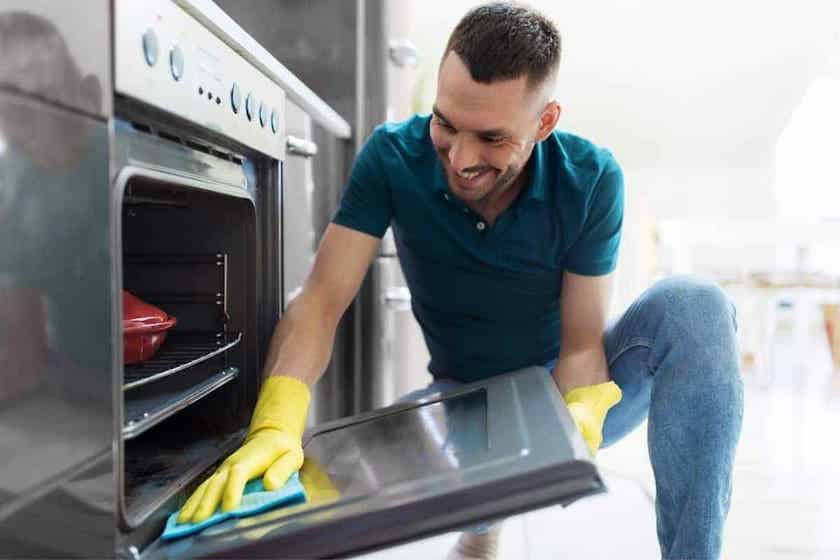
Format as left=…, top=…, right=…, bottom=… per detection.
left=141, top=366, right=605, bottom=559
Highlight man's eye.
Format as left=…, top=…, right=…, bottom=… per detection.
left=483, top=136, right=505, bottom=144
left=438, top=121, right=455, bottom=131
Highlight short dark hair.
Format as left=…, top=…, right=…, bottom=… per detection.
left=443, top=2, right=561, bottom=90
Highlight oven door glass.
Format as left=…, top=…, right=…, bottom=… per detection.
left=144, top=366, right=603, bottom=559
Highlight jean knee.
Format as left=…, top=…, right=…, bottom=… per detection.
left=647, top=277, right=742, bottom=395
left=647, top=275, right=736, bottom=334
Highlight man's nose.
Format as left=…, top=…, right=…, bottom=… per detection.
left=448, top=134, right=480, bottom=173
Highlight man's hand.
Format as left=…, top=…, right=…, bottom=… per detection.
left=177, top=376, right=310, bottom=524
left=177, top=429, right=304, bottom=523
left=564, top=381, right=622, bottom=455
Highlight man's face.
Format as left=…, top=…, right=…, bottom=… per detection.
left=430, top=52, right=555, bottom=206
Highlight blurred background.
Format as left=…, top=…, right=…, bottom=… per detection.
left=361, top=0, right=840, bottom=558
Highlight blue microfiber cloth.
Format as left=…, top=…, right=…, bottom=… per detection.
left=161, top=472, right=307, bottom=541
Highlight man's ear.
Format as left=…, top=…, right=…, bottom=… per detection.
left=536, top=101, right=561, bottom=142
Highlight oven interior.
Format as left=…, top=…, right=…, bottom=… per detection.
left=118, top=171, right=259, bottom=539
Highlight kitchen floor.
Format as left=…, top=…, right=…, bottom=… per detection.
left=357, top=326, right=840, bottom=560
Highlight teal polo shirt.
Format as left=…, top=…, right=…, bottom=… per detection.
left=333, top=114, right=623, bottom=382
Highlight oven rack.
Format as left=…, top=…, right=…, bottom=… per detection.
left=123, top=331, right=242, bottom=390
left=123, top=366, right=239, bottom=440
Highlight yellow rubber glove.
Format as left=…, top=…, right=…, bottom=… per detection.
left=563, top=381, right=622, bottom=455
left=178, top=376, right=310, bottom=524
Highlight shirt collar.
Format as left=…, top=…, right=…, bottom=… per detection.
left=522, top=139, right=547, bottom=203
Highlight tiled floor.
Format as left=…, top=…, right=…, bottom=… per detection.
left=357, top=327, right=840, bottom=559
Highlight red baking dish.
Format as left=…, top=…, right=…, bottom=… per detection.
left=122, top=290, right=177, bottom=364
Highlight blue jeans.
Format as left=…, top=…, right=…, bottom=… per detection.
left=400, top=276, right=744, bottom=560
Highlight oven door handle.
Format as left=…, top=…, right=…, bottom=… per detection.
left=286, top=135, right=318, bottom=158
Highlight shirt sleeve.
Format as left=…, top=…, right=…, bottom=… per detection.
left=564, top=154, right=624, bottom=276
left=331, top=128, right=393, bottom=238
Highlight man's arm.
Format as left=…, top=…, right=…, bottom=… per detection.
left=552, top=270, right=622, bottom=455
left=552, top=270, right=613, bottom=394
left=262, top=222, right=381, bottom=387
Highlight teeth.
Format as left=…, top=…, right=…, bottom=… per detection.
left=459, top=170, right=481, bottom=179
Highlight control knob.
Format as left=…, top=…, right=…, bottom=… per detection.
left=169, top=45, right=184, bottom=81
left=230, top=83, right=242, bottom=114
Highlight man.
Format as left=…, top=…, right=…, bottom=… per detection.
left=179, top=3, right=743, bottom=559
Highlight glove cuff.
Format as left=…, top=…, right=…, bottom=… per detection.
left=248, top=375, right=311, bottom=439
left=563, top=380, right=622, bottom=412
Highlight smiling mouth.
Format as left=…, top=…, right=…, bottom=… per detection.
left=454, top=167, right=493, bottom=188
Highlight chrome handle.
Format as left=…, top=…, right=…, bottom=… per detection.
left=286, top=136, right=318, bottom=158
left=388, top=39, right=419, bottom=68
left=384, top=286, right=411, bottom=311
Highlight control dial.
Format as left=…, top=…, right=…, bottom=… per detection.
left=169, top=45, right=184, bottom=81
left=258, top=102, right=267, bottom=128
left=245, top=93, right=256, bottom=121
left=142, top=29, right=158, bottom=66
left=270, top=109, right=280, bottom=134
left=230, top=83, right=242, bottom=114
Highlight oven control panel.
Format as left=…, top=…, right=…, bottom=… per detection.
left=115, top=0, right=286, bottom=160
